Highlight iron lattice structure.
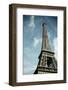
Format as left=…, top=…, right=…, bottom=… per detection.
left=34, top=22, right=57, bottom=74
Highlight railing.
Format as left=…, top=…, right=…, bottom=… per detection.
left=38, top=66, right=57, bottom=73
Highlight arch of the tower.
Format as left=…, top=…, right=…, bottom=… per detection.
left=47, top=57, right=53, bottom=67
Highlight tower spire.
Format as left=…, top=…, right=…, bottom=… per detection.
left=42, top=22, right=51, bottom=51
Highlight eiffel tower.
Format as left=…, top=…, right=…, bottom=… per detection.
left=34, top=21, right=57, bottom=74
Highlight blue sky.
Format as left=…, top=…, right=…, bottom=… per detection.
left=23, top=15, right=57, bottom=75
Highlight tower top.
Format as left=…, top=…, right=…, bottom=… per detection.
left=41, top=22, right=51, bottom=51
left=42, top=22, right=47, bottom=26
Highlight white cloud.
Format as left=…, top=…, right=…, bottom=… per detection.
left=23, top=47, right=37, bottom=74
left=33, top=37, right=42, bottom=48
left=53, top=37, right=58, bottom=60
left=28, top=16, right=35, bottom=31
